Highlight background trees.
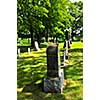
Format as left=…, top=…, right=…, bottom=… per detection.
left=68, top=1, right=83, bottom=40
left=17, top=0, right=83, bottom=47
left=17, top=0, right=49, bottom=47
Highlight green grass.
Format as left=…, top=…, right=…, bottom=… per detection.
left=17, top=41, right=83, bottom=100
left=64, top=42, right=83, bottom=100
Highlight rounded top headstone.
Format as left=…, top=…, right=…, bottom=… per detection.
left=46, top=44, right=58, bottom=55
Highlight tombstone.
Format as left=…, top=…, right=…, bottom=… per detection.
left=17, top=48, right=20, bottom=58
left=34, top=41, right=40, bottom=51
left=43, top=44, right=64, bottom=93
left=46, top=44, right=60, bottom=77
left=64, top=40, right=68, bottom=60
left=28, top=48, right=30, bottom=55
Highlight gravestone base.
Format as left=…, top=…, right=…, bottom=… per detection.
left=43, top=69, right=64, bottom=93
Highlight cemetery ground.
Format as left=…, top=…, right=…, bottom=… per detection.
left=17, top=41, right=83, bottom=100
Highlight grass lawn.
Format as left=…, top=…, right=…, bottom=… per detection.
left=17, top=41, right=83, bottom=100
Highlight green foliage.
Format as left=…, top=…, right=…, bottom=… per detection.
left=17, top=0, right=49, bottom=34
left=17, top=0, right=83, bottom=45
left=69, top=1, right=83, bottom=38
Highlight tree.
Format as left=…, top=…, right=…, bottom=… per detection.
left=17, top=0, right=83, bottom=48
left=68, top=1, right=83, bottom=40
left=43, top=0, right=73, bottom=42
left=17, top=0, right=49, bottom=47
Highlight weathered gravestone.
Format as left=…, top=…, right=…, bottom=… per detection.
left=43, top=44, right=64, bottom=93
left=34, top=41, right=40, bottom=51
left=28, top=48, right=30, bottom=55
left=64, top=40, right=68, bottom=61
left=63, top=40, right=69, bottom=67
left=17, top=48, right=20, bottom=58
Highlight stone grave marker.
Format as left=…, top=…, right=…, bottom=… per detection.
left=28, top=48, right=30, bottom=55
left=64, top=40, right=68, bottom=60
left=34, top=41, right=40, bottom=51
left=43, top=44, right=64, bottom=93
left=63, top=40, right=69, bottom=66
left=17, top=48, right=20, bottom=58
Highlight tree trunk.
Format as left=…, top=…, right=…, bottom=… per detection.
left=45, top=29, right=48, bottom=42
left=53, top=37, right=55, bottom=43
left=55, top=36, right=58, bottom=43
left=28, top=38, right=30, bottom=44
left=36, top=32, right=41, bottom=47
left=71, top=32, right=74, bottom=41
left=68, top=41, right=70, bottom=48
left=30, top=28, right=34, bottom=47
left=71, top=29, right=75, bottom=41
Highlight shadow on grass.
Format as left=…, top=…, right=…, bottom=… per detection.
left=69, top=48, right=83, bottom=53
left=17, top=56, right=47, bottom=87
left=21, top=83, right=66, bottom=100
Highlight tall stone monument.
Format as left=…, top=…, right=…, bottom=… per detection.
left=43, top=44, right=64, bottom=93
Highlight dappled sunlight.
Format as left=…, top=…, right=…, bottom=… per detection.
left=17, top=41, right=83, bottom=100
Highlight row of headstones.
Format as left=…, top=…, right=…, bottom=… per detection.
left=17, top=41, right=41, bottom=58
left=17, top=41, right=40, bottom=58
left=17, top=48, right=31, bottom=58
left=43, top=41, right=70, bottom=93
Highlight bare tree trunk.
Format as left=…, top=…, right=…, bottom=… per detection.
left=45, top=29, right=48, bottom=42
left=30, top=27, right=34, bottom=47
left=36, top=32, right=41, bottom=47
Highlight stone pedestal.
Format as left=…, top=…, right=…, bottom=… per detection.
left=43, top=69, right=64, bottom=93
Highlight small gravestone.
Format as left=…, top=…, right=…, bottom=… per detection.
left=28, top=48, right=30, bottom=55
left=54, top=38, right=57, bottom=43
left=63, top=40, right=69, bottom=67
left=43, top=44, right=64, bottom=93
left=64, top=40, right=68, bottom=60
left=34, top=41, right=40, bottom=51
left=17, top=48, right=20, bottom=58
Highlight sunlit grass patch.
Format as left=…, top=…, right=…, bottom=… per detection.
left=71, top=41, right=83, bottom=48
